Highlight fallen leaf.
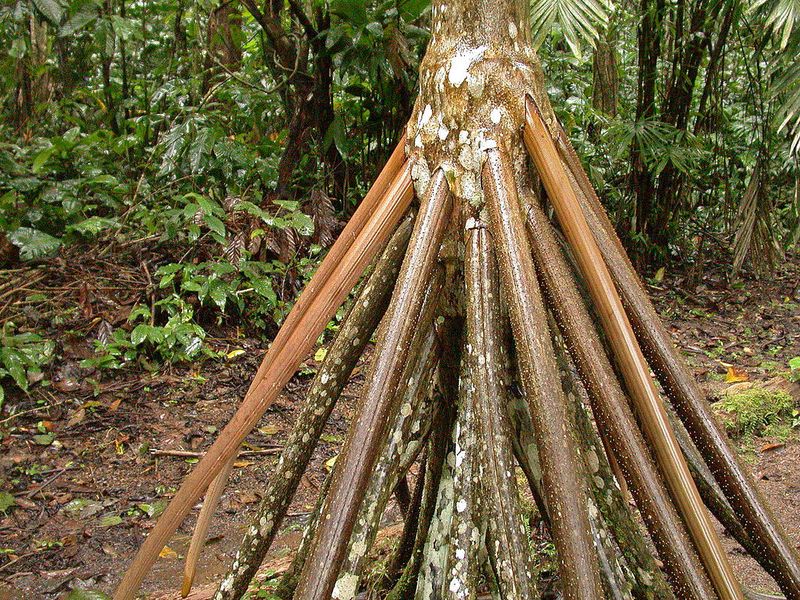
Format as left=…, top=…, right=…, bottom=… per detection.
left=66, top=408, right=86, bottom=428
left=233, top=460, right=253, bottom=468
left=725, top=366, right=749, bottom=383
left=32, top=433, right=55, bottom=445
left=98, top=515, right=123, bottom=527
left=66, top=590, right=111, bottom=600
left=159, top=546, right=178, bottom=559
left=325, top=455, right=338, bottom=472
left=760, top=442, right=785, bottom=453
left=237, top=491, right=260, bottom=504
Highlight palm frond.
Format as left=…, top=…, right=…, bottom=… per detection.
left=774, top=57, right=800, bottom=155
left=530, top=0, right=614, bottom=58
left=751, top=0, right=800, bottom=48
left=732, top=153, right=782, bottom=274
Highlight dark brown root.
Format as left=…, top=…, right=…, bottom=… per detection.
left=482, top=146, right=603, bottom=600
left=524, top=194, right=715, bottom=599
left=550, top=115, right=800, bottom=599
left=274, top=472, right=334, bottom=600
left=523, top=96, right=741, bottom=600
left=114, top=147, right=414, bottom=600
left=333, top=323, right=441, bottom=598
left=293, top=169, right=453, bottom=600
left=386, top=320, right=461, bottom=600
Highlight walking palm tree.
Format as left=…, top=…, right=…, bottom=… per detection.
left=114, top=0, right=800, bottom=598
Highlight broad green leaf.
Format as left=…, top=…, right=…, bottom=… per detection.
left=291, top=211, right=314, bottom=237
left=332, top=0, right=367, bottom=25
left=32, top=0, right=64, bottom=24
left=203, top=214, right=226, bottom=237
left=130, top=324, right=150, bottom=346
left=59, top=1, right=99, bottom=36
left=68, top=216, right=118, bottom=236
left=251, top=278, right=277, bottom=305
left=1, top=349, right=28, bottom=390
left=32, top=146, right=56, bottom=173
left=399, top=0, right=430, bottom=20
left=8, top=228, right=62, bottom=261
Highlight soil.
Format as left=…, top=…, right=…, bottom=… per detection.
left=0, top=251, right=798, bottom=599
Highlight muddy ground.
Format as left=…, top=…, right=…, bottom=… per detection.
left=0, top=255, right=798, bottom=599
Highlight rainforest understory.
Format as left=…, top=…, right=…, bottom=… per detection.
left=4, top=0, right=800, bottom=597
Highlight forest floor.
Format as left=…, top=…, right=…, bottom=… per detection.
left=0, top=252, right=798, bottom=599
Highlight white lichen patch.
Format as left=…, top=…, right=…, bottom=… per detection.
left=333, top=573, right=359, bottom=600
left=448, top=46, right=486, bottom=87
left=411, top=158, right=432, bottom=196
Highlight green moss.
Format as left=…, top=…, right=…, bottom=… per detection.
left=712, top=387, right=795, bottom=439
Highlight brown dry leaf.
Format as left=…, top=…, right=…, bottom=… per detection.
left=233, top=460, right=253, bottom=468
left=725, top=366, right=749, bottom=383
left=760, top=442, right=785, bottom=453
left=108, top=398, right=122, bottom=412
left=66, top=408, right=85, bottom=428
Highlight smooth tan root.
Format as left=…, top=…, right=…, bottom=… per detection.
left=114, top=139, right=413, bottom=600
left=523, top=95, right=742, bottom=600
left=182, top=457, right=235, bottom=596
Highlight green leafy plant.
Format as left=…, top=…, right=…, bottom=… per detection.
left=712, top=387, right=796, bottom=438
left=0, top=323, right=55, bottom=407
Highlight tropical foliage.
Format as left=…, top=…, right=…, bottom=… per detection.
left=0, top=0, right=797, bottom=400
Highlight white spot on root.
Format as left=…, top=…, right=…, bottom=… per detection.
left=333, top=573, right=359, bottom=600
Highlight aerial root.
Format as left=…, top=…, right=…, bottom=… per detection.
left=464, top=222, right=538, bottom=599
left=441, top=328, right=481, bottom=600
left=212, top=216, right=415, bottom=600
left=523, top=94, right=742, bottom=600
left=415, top=408, right=460, bottom=598
left=668, top=408, right=764, bottom=558
left=559, top=346, right=675, bottom=600
left=385, top=446, right=428, bottom=587
left=334, top=317, right=442, bottom=598
left=547, top=112, right=800, bottom=598
left=524, top=194, right=715, bottom=599
left=292, top=168, right=453, bottom=600
left=483, top=145, right=604, bottom=600
left=114, top=139, right=414, bottom=600
left=273, top=471, right=334, bottom=600
left=183, top=452, right=236, bottom=596
left=387, top=382, right=455, bottom=600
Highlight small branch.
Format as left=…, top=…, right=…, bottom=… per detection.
left=149, top=448, right=281, bottom=459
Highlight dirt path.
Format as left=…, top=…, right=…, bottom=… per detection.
left=1, top=257, right=798, bottom=599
